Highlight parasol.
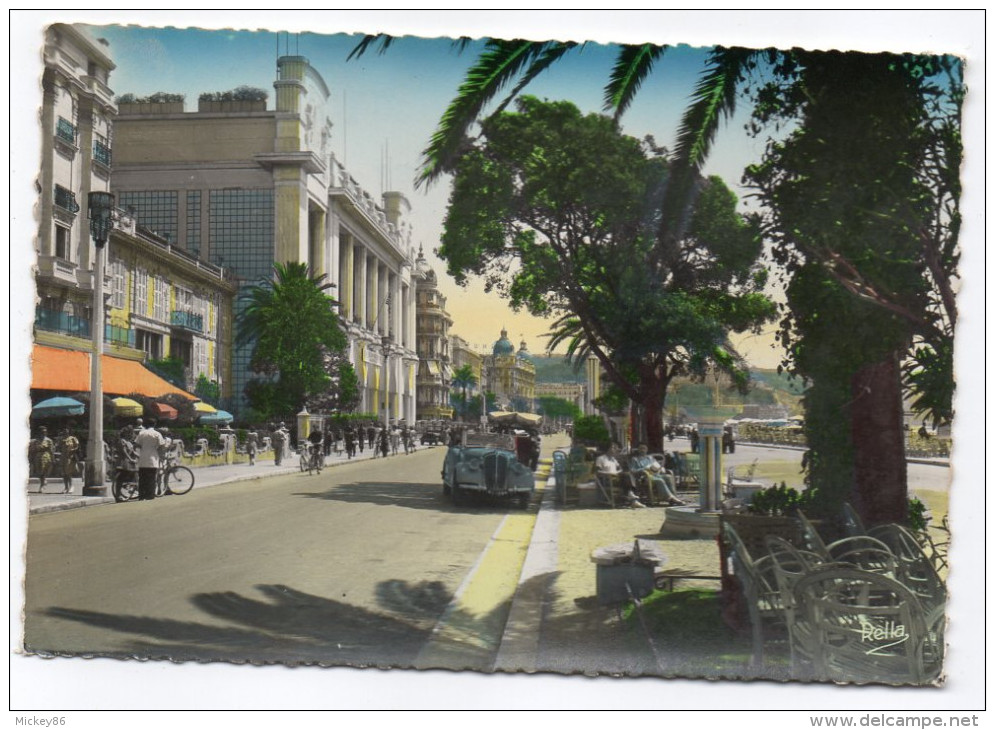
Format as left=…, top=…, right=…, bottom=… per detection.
left=32, top=396, right=85, bottom=418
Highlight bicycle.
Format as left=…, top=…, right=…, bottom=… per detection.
left=112, top=452, right=195, bottom=502
left=298, top=442, right=324, bottom=475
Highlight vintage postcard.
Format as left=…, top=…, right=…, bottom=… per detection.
left=11, top=9, right=984, bottom=715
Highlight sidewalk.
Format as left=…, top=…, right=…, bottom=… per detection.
left=24, top=442, right=440, bottom=515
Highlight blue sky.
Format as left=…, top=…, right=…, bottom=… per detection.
left=82, top=22, right=780, bottom=362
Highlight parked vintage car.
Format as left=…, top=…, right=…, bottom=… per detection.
left=420, top=430, right=442, bottom=446
left=441, top=432, right=535, bottom=508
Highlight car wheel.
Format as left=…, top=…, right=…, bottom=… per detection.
left=451, top=482, right=463, bottom=506
left=515, top=494, right=530, bottom=510
left=443, top=482, right=451, bottom=496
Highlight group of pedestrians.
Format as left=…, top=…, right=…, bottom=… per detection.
left=28, top=426, right=79, bottom=493
left=113, top=419, right=175, bottom=501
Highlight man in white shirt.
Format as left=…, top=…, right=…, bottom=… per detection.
left=135, top=421, right=169, bottom=500
left=595, top=445, right=645, bottom=507
left=629, top=445, right=685, bottom=505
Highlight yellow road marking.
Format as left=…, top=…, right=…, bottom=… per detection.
left=413, top=482, right=543, bottom=669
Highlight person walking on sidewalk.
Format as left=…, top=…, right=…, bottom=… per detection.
left=135, top=421, right=168, bottom=501
left=57, top=427, right=80, bottom=494
left=29, top=426, right=55, bottom=493
left=246, top=430, right=259, bottom=466
left=357, top=423, right=365, bottom=454
left=271, top=423, right=288, bottom=466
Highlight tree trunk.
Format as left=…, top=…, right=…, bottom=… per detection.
left=641, top=387, right=665, bottom=452
left=849, top=352, right=908, bottom=527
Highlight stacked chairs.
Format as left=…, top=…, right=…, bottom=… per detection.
left=722, top=509, right=947, bottom=684
left=721, top=521, right=786, bottom=668
left=791, top=565, right=945, bottom=684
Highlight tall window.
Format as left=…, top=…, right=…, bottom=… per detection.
left=109, top=257, right=126, bottom=309
left=134, top=267, right=148, bottom=316
left=118, top=191, right=179, bottom=245
left=186, top=191, right=202, bottom=256
left=152, top=275, right=168, bottom=322
left=54, top=225, right=71, bottom=260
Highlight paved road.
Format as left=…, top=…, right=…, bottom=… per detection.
left=23, top=446, right=541, bottom=669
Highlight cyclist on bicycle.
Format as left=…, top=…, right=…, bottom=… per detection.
left=308, top=428, right=324, bottom=470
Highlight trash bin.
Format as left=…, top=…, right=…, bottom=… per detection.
left=591, top=540, right=666, bottom=606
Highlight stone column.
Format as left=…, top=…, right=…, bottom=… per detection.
left=390, top=272, right=401, bottom=341
left=355, top=244, right=367, bottom=328
left=367, top=255, right=378, bottom=332
left=340, top=231, right=353, bottom=321
left=309, top=205, right=326, bottom=278
left=698, top=417, right=725, bottom=512
left=378, top=263, right=388, bottom=335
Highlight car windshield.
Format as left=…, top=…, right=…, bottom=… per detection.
left=463, top=432, right=515, bottom=451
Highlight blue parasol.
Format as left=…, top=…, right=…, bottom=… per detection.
left=32, top=396, right=86, bottom=418
left=198, top=409, right=234, bottom=425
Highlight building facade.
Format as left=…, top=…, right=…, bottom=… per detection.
left=110, top=53, right=419, bottom=420
left=414, top=248, right=454, bottom=421
left=33, top=24, right=234, bottom=401
left=484, top=329, right=537, bottom=413
left=36, top=24, right=116, bottom=350
left=535, top=382, right=586, bottom=412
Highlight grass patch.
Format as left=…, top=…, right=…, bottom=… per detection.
left=622, top=588, right=785, bottom=678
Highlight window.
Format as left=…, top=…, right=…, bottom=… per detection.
left=118, top=191, right=179, bottom=245
left=93, top=135, right=112, bottom=167
left=109, top=257, right=126, bottom=309
left=55, top=225, right=71, bottom=260
left=186, top=191, right=202, bottom=256
left=152, top=275, right=168, bottom=321
left=54, top=185, right=80, bottom=213
left=134, top=268, right=148, bottom=316
left=136, top=330, right=163, bottom=360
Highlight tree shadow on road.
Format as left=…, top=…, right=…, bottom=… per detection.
left=294, top=480, right=536, bottom=515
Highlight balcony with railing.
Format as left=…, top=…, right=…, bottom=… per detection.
left=35, top=306, right=90, bottom=339
left=92, top=139, right=112, bottom=175
left=170, top=309, right=204, bottom=333
left=54, top=117, right=78, bottom=157
left=54, top=185, right=80, bottom=214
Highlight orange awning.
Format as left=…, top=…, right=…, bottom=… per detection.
left=31, top=344, right=197, bottom=399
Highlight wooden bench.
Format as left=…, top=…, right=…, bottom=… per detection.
left=654, top=568, right=723, bottom=592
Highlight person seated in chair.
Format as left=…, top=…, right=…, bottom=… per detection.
left=596, top=445, right=644, bottom=507
left=628, top=445, right=685, bottom=506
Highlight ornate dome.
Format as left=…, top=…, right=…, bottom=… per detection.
left=492, top=328, right=515, bottom=356
left=517, top=339, right=533, bottom=362
left=415, top=244, right=436, bottom=284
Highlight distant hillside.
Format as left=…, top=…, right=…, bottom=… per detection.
left=534, top=361, right=806, bottom=405
left=749, top=368, right=808, bottom=396
left=532, top=355, right=586, bottom=384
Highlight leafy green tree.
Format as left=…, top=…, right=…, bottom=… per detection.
left=148, top=357, right=187, bottom=389
left=536, top=396, right=581, bottom=423
left=450, top=364, right=478, bottom=420
left=743, top=51, right=961, bottom=525
left=193, top=374, right=221, bottom=406
left=440, top=97, right=774, bottom=449
left=236, top=262, right=349, bottom=418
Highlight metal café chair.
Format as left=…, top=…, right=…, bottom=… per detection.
left=722, top=522, right=785, bottom=668
left=792, top=565, right=945, bottom=685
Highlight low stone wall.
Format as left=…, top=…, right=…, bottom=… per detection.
left=181, top=448, right=276, bottom=468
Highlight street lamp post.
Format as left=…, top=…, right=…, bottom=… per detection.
left=83, top=191, right=114, bottom=495
left=381, top=335, right=392, bottom=428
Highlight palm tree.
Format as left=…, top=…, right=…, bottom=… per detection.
left=450, top=363, right=478, bottom=422
left=236, top=262, right=347, bottom=414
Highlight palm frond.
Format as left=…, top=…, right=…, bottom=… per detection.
left=416, top=39, right=569, bottom=187
left=672, top=46, right=755, bottom=173
left=347, top=33, right=395, bottom=61
left=605, top=43, right=667, bottom=118
left=494, top=41, right=580, bottom=117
